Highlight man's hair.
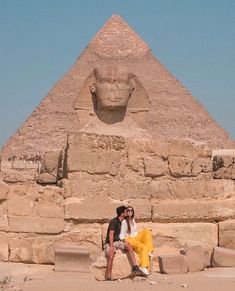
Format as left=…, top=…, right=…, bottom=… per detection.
left=116, top=206, right=126, bottom=217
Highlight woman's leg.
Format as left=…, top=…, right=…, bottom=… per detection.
left=126, top=237, right=150, bottom=268
left=136, top=228, right=154, bottom=254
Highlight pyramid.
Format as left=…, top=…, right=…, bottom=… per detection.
left=2, top=15, right=234, bottom=160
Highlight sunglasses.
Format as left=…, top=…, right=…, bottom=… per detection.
left=126, top=209, right=133, bottom=212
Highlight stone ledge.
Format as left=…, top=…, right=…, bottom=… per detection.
left=8, top=216, right=64, bottom=234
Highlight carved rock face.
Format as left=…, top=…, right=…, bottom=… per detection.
left=91, top=65, right=134, bottom=111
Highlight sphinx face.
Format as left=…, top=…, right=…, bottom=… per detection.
left=91, top=65, right=134, bottom=111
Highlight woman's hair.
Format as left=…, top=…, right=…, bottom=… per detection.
left=126, top=206, right=135, bottom=234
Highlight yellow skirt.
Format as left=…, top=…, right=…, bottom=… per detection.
left=126, top=228, right=154, bottom=268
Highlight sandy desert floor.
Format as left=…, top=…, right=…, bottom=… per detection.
left=0, top=262, right=235, bottom=291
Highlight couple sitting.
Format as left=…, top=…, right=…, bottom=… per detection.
left=104, top=205, right=154, bottom=280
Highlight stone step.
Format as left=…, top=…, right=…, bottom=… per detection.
left=54, top=246, right=90, bottom=272
left=212, top=246, right=235, bottom=267
left=158, top=254, right=188, bottom=274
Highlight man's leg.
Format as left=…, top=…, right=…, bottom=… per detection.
left=105, top=246, right=115, bottom=280
left=124, top=242, right=137, bottom=267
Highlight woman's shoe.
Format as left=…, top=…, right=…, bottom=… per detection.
left=140, top=267, right=150, bottom=276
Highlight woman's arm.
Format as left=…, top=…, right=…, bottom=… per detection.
left=119, top=219, right=128, bottom=240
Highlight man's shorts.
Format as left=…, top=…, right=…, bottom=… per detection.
left=104, top=241, right=126, bottom=257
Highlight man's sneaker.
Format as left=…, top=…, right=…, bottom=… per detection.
left=140, top=267, right=150, bottom=276
left=129, top=266, right=146, bottom=278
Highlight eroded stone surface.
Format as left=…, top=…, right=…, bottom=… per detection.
left=219, top=220, right=235, bottom=249
left=212, top=246, right=235, bottom=267
left=152, top=199, right=235, bottom=222
left=158, top=254, right=188, bottom=274
left=213, top=151, right=235, bottom=180
left=0, top=179, right=10, bottom=200
left=151, top=179, right=235, bottom=200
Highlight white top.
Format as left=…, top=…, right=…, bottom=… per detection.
left=120, top=218, right=138, bottom=240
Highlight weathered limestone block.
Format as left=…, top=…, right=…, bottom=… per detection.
left=168, top=156, right=211, bottom=177
left=212, top=246, right=235, bottom=267
left=68, top=148, right=124, bottom=175
left=65, top=194, right=151, bottom=222
left=0, top=179, right=9, bottom=200
left=68, top=172, right=109, bottom=198
left=2, top=169, right=36, bottom=183
left=7, top=194, right=33, bottom=216
left=219, top=219, right=235, bottom=249
left=152, top=199, right=235, bottom=222
left=165, top=140, right=211, bottom=158
left=107, top=178, right=151, bottom=200
left=65, top=195, right=122, bottom=222
left=137, top=222, right=218, bottom=253
left=168, top=156, right=193, bottom=177
left=57, top=224, right=102, bottom=261
left=69, top=133, right=126, bottom=152
left=150, top=179, right=235, bottom=200
left=0, top=232, right=8, bottom=261
left=37, top=172, right=57, bottom=184
left=126, top=199, right=151, bottom=221
left=67, top=133, right=125, bottom=175
left=9, top=235, right=33, bottom=263
left=37, top=151, right=61, bottom=184
left=192, top=158, right=212, bottom=176
left=59, top=178, right=72, bottom=197
left=91, top=251, right=132, bottom=280
left=54, top=246, right=90, bottom=272
left=9, top=234, right=56, bottom=264
left=0, top=214, right=8, bottom=231
left=181, top=244, right=206, bottom=272
left=126, top=138, right=210, bottom=160
left=212, top=149, right=235, bottom=179
left=0, top=203, right=8, bottom=231
left=8, top=216, right=64, bottom=234
left=8, top=184, right=64, bottom=218
left=144, top=156, right=168, bottom=177
left=158, top=254, right=187, bottom=274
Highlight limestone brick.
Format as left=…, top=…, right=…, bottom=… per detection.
left=212, top=246, right=235, bottom=267
left=212, top=150, right=235, bottom=179
left=91, top=251, right=132, bottom=280
left=219, top=219, right=235, bottom=249
left=181, top=244, right=206, bottom=272
left=8, top=216, right=64, bottom=234
left=2, top=169, right=36, bottom=183
left=137, top=222, right=218, bottom=253
left=64, top=195, right=122, bottom=222
left=67, top=148, right=124, bottom=176
left=150, top=179, right=235, bottom=200
left=0, top=232, right=8, bottom=261
left=168, top=156, right=211, bottom=177
left=0, top=202, right=8, bottom=231
left=158, top=254, right=188, bottom=274
left=7, top=194, right=33, bottom=216
left=68, top=172, right=109, bottom=198
left=0, top=179, right=9, bottom=200
left=152, top=199, right=235, bottom=222
left=107, top=178, right=151, bottom=200
left=144, top=156, right=168, bottom=177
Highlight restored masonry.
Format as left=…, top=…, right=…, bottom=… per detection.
left=0, top=15, right=235, bottom=268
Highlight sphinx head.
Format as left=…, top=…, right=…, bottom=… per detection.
left=90, top=65, right=135, bottom=111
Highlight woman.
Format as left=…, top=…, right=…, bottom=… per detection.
left=119, top=206, right=154, bottom=276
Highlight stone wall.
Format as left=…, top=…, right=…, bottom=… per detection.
left=0, top=132, right=235, bottom=264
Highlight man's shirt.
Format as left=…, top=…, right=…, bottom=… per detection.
left=105, top=217, right=121, bottom=244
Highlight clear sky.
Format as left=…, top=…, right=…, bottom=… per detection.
left=0, top=0, right=234, bottom=147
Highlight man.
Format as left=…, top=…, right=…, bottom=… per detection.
left=104, top=205, right=144, bottom=280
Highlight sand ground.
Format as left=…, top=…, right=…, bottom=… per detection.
left=0, top=262, right=235, bottom=291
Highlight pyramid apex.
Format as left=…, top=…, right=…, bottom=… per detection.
left=88, top=15, right=150, bottom=59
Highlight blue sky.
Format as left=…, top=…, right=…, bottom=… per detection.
left=0, top=0, right=234, bottom=147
